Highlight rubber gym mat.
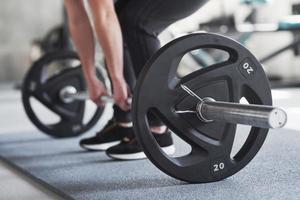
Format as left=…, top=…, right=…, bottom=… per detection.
left=0, top=128, right=299, bottom=200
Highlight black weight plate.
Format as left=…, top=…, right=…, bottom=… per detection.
left=133, top=33, right=272, bottom=183
left=22, top=51, right=106, bottom=138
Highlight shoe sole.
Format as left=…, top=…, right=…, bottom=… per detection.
left=107, top=145, right=176, bottom=160
left=80, top=141, right=121, bottom=151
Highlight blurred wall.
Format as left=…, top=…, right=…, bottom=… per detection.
left=246, top=0, right=299, bottom=78
left=169, top=0, right=299, bottom=79
left=0, top=0, right=299, bottom=83
left=0, top=0, right=63, bottom=83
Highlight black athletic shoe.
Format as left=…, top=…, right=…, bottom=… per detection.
left=106, top=131, right=175, bottom=160
left=79, top=120, right=133, bottom=151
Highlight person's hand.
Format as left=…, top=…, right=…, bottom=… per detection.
left=112, top=78, right=131, bottom=111
left=87, top=78, right=108, bottom=107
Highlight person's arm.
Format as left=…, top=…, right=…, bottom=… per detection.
left=64, top=0, right=108, bottom=106
left=88, top=0, right=130, bottom=111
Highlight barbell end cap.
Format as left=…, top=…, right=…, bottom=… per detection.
left=268, top=108, right=288, bottom=129
left=59, top=86, right=77, bottom=104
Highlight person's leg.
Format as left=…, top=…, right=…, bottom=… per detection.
left=106, top=0, right=209, bottom=160
left=120, top=0, right=208, bottom=75
left=119, top=0, right=209, bottom=130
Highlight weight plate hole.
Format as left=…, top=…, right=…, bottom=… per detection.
left=41, top=58, right=81, bottom=84
left=171, top=132, right=192, bottom=158
left=29, top=97, right=61, bottom=124
left=146, top=109, right=192, bottom=158
left=83, top=100, right=100, bottom=125
left=230, top=97, right=251, bottom=160
left=177, top=48, right=230, bottom=78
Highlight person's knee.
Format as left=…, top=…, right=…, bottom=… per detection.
left=119, top=12, right=156, bottom=38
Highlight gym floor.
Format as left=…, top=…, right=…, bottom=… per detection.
left=0, top=84, right=299, bottom=200
left=0, top=85, right=62, bottom=200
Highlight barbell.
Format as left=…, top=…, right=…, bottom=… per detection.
left=58, top=85, right=286, bottom=129
left=59, top=86, right=132, bottom=104
left=22, top=32, right=287, bottom=183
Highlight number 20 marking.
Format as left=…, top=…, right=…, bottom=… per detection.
left=243, top=63, right=254, bottom=75
left=213, top=162, right=225, bottom=172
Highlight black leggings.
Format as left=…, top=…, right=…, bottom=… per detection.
left=112, top=0, right=209, bottom=125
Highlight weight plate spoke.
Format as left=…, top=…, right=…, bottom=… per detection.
left=156, top=102, right=219, bottom=154
left=31, top=92, right=76, bottom=119
left=180, top=63, right=237, bottom=88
